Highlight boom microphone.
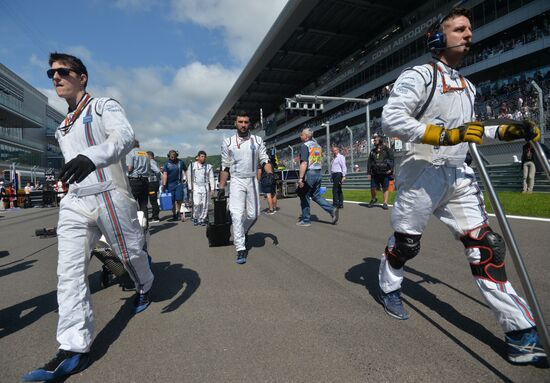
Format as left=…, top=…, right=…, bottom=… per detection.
left=446, top=42, right=473, bottom=49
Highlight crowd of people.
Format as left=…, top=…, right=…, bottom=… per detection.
left=0, top=179, right=66, bottom=209
left=475, top=67, right=550, bottom=123
left=463, top=13, right=550, bottom=67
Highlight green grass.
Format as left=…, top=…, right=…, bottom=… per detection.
left=323, top=189, right=550, bottom=218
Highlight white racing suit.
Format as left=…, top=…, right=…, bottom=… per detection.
left=221, top=134, right=269, bottom=251
left=187, top=161, right=215, bottom=222
left=379, top=61, right=535, bottom=332
left=55, top=96, right=154, bottom=353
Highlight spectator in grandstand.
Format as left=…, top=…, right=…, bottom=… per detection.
left=330, top=145, right=347, bottom=209
left=162, top=150, right=188, bottom=222
left=377, top=6, right=545, bottom=365
left=498, top=104, right=513, bottom=119
left=147, top=151, right=161, bottom=223
left=485, top=103, right=492, bottom=118
left=296, top=128, right=338, bottom=227
left=367, top=136, right=393, bottom=210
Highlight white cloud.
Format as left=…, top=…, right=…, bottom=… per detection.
left=39, top=1, right=289, bottom=158
left=169, top=0, right=288, bottom=62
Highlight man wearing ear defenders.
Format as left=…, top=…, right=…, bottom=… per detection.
left=377, top=7, right=545, bottom=365
left=22, top=53, right=155, bottom=382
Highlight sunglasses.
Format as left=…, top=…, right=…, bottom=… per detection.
left=47, top=67, right=77, bottom=79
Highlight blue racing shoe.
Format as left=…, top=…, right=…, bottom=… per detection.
left=236, top=250, right=248, bottom=265
left=22, top=350, right=90, bottom=381
left=133, top=291, right=151, bottom=314
left=506, top=328, right=547, bottom=364
left=378, top=289, right=409, bottom=320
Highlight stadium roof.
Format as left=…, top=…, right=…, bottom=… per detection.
left=206, top=0, right=422, bottom=130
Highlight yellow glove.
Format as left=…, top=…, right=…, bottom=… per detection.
left=421, top=122, right=484, bottom=146
left=498, top=120, right=540, bottom=142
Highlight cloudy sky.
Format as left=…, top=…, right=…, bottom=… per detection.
left=0, top=0, right=288, bottom=157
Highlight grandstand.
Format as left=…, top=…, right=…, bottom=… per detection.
left=207, top=0, right=550, bottom=174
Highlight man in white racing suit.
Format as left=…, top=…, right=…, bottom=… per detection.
left=218, top=110, right=273, bottom=264
left=377, top=7, right=545, bottom=365
left=187, top=150, right=215, bottom=225
left=23, top=53, right=154, bottom=382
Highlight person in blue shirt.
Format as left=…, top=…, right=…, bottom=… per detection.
left=162, top=150, right=187, bottom=221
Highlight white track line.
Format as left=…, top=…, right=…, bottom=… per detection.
left=329, top=199, right=550, bottom=223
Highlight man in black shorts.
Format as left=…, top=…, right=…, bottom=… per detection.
left=367, top=135, right=394, bottom=210
left=260, top=158, right=278, bottom=215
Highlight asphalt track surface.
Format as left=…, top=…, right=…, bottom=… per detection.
left=1, top=198, right=549, bottom=383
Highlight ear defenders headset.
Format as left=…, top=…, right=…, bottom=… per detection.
left=426, top=17, right=446, bottom=53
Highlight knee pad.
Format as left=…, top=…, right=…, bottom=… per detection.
left=461, top=225, right=507, bottom=282
left=385, top=232, right=422, bottom=269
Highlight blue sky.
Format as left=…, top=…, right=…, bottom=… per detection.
left=0, top=0, right=288, bottom=157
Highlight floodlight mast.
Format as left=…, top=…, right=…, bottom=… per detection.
left=295, top=94, right=373, bottom=156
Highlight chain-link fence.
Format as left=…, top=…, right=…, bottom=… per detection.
left=276, top=117, right=384, bottom=173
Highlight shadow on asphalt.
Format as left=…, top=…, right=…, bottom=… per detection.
left=88, top=295, right=135, bottom=365
left=0, top=271, right=104, bottom=340
left=310, top=216, right=334, bottom=225
left=345, top=257, right=520, bottom=381
left=358, top=203, right=388, bottom=209
left=248, top=232, right=279, bottom=248
left=0, top=289, right=57, bottom=340
left=150, top=261, right=201, bottom=313
left=148, top=222, right=178, bottom=236
left=0, top=242, right=58, bottom=269
left=0, top=259, right=37, bottom=278
left=90, top=261, right=200, bottom=369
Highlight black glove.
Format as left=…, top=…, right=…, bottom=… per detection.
left=59, top=155, right=96, bottom=184
left=260, top=172, right=274, bottom=190
left=217, top=188, right=225, bottom=199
